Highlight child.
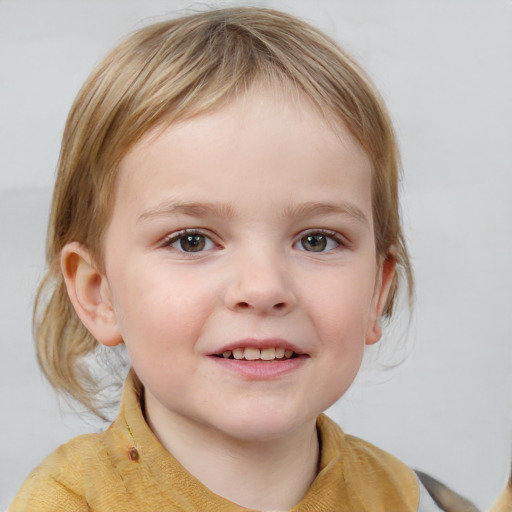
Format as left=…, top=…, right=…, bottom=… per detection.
left=10, top=6, right=442, bottom=511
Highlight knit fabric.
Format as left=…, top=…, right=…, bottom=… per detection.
left=10, top=370, right=420, bottom=511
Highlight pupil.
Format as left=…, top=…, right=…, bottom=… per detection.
left=180, top=235, right=205, bottom=252
left=303, top=235, right=326, bottom=252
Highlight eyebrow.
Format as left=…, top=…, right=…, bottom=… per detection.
left=138, top=200, right=236, bottom=223
left=138, top=199, right=369, bottom=227
left=282, top=201, right=370, bottom=227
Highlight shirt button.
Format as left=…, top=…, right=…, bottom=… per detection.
left=128, top=447, right=140, bottom=462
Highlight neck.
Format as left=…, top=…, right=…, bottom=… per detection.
left=144, top=394, right=319, bottom=511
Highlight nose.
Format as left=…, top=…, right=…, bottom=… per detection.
left=224, top=250, right=297, bottom=316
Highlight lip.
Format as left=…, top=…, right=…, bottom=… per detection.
left=210, top=354, right=308, bottom=380
left=208, top=338, right=309, bottom=380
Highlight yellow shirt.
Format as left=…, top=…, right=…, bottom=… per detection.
left=10, top=371, right=420, bottom=511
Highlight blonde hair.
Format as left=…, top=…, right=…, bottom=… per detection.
left=35, top=6, right=413, bottom=417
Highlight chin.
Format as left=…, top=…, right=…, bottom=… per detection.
left=211, top=407, right=318, bottom=443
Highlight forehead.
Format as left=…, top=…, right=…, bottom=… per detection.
left=113, top=85, right=373, bottom=220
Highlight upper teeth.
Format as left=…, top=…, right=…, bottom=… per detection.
left=221, top=347, right=294, bottom=360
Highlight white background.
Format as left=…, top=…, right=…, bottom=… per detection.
left=1, top=0, right=511, bottom=509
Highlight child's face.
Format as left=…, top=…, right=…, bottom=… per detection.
left=97, top=85, right=393, bottom=441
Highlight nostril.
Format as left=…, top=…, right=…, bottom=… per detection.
left=274, top=302, right=286, bottom=310
left=237, top=302, right=250, bottom=309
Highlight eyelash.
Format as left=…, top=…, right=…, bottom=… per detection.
left=161, top=229, right=217, bottom=253
left=294, top=230, right=345, bottom=253
left=161, top=229, right=346, bottom=254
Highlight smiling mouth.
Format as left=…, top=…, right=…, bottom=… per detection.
left=214, top=347, right=299, bottom=361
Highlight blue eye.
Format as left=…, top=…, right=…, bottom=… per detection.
left=296, top=232, right=340, bottom=252
left=167, top=232, right=215, bottom=252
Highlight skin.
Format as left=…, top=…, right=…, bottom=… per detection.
left=62, top=84, right=395, bottom=510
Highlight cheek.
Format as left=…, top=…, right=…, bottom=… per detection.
left=109, top=260, right=218, bottom=350
left=304, top=268, right=376, bottom=338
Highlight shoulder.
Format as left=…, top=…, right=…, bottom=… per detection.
left=343, top=435, right=448, bottom=511
left=343, top=439, right=446, bottom=512
left=9, top=399, right=155, bottom=512
left=8, top=423, right=136, bottom=512
left=318, top=414, right=417, bottom=484
left=344, top=432, right=415, bottom=477
left=8, top=432, right=103, bottom=511
left=9, top=373, right=152, bottom=511
left=343, top=432, right=421, bottom=493
left=316, top=414, right=446, bottom=511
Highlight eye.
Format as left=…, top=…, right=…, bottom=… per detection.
left=295, top=231, right=341, bottom=252
left=165, top=231, right=216, bottom=253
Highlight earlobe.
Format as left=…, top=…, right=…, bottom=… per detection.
left=61, top=242, right=123, bottom=347
left=365, top=256, right=396, bottom=346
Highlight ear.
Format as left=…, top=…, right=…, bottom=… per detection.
left=61, top=241, right=123, bottom=347
left=365, top=253, right=396, bottom=346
